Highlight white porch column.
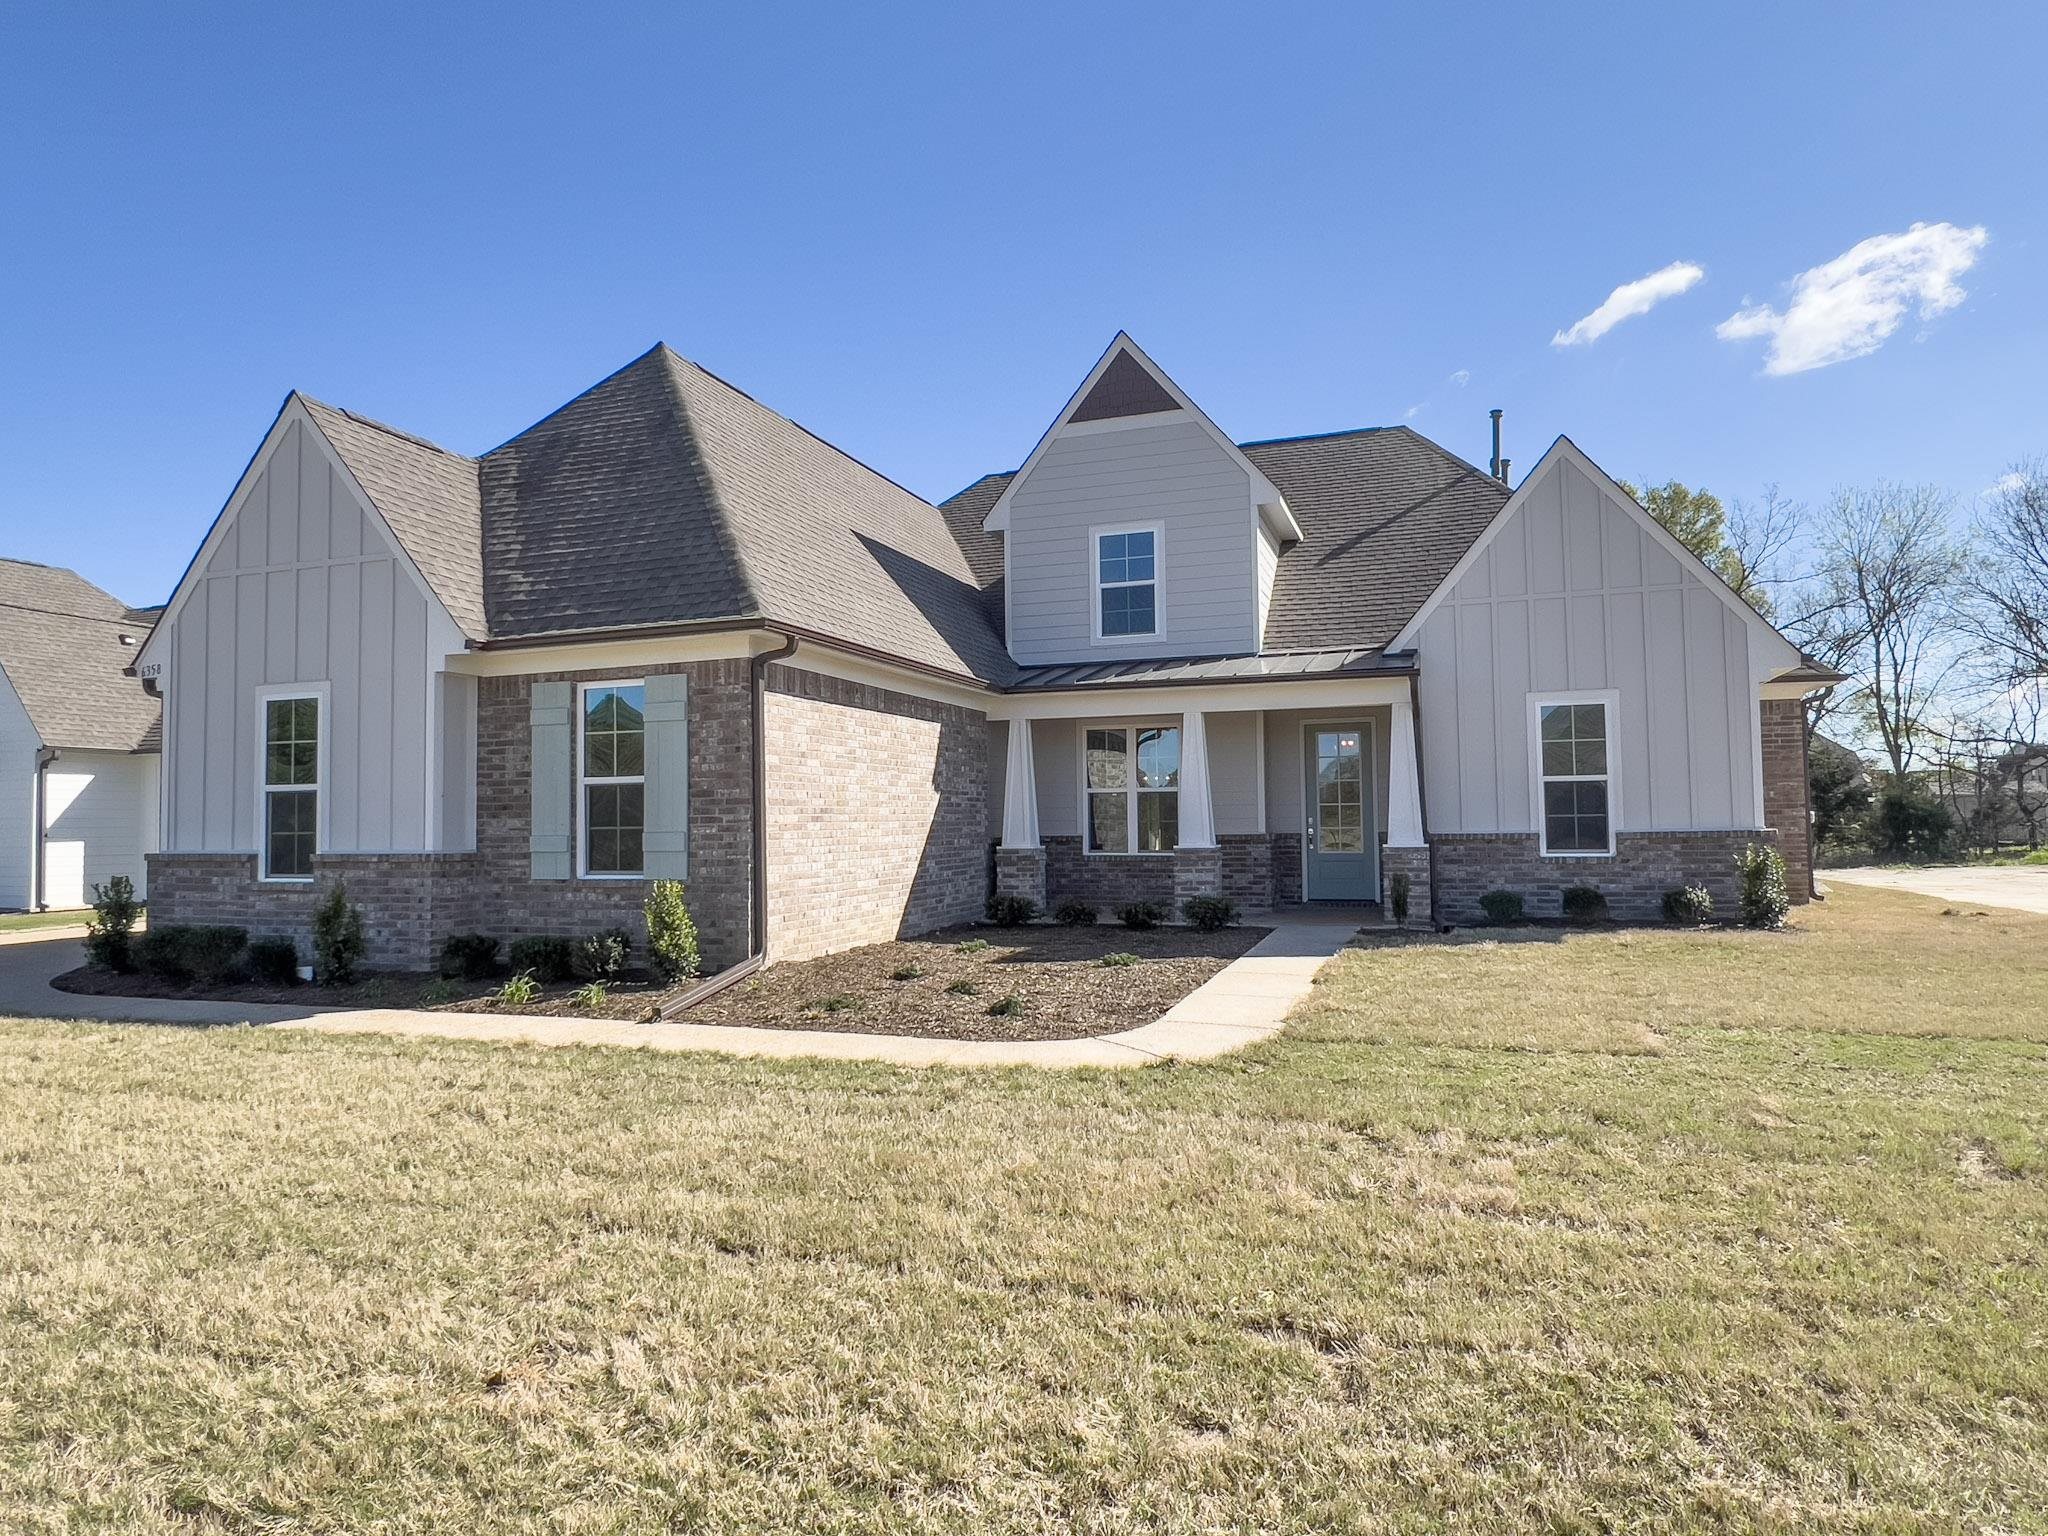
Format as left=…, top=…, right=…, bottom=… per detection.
left=1178, top=709, right=1217, bottom=848
left=1000, top=718, right=1040, bottom=848
left=1387, top=696, right=1426, bottom=846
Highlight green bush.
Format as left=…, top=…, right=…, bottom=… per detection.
left=495, top=971, right=541, bottom=1006
left=1561, top=886, right=1608, bottom=924
left=579, top=927, right=632, bottom=980
left=645, top=880, right=701, bottom=982
left=313, top=883, right=366, bottom=985
left=985, top=894, right=1039, bottom=926
left=952, top=937, right=989, bottom=954
left=570, top=981, right=609, bottom=1011
left=437, top=933, right=500, bottom=980
left=245, top=936, right=301, bottom=985
left=1097, top=951, right=1140, bottom=968
left=135, top=924, right=249, bottom=984
left=1116, top=901, right=1166, bottom=930
left=1389, top=868, right=1411, bottom=926
left=507, top=935, right=576, bottom=984
left=1662, top=885, right=1714, bottom=924
left=1053, top=900, right=1098, bottom=926
left=945, top=978, right=980, bottom=996
left=1736, top=843, right=1790, bottom=930
left=890, top=963, right=924, bottom=982
left=1181, top=895, right=1239, bottom=931
left=84, top=875, right=141, bottom=972
left=1478, top=890, right=1523, bottom=925
left=1868, top=782, right=1958, bottom=862
left=986, top=992, right=1025, bottom=1018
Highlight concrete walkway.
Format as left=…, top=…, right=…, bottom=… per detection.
left=1825, top=864, right=2048, bottom=916
left=0, top=913, right=1363, bottom=1069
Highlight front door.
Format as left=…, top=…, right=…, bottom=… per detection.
left=1304, top=723, right=1376, bottom=901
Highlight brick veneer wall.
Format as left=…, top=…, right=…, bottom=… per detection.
left=1760, top=699, right=1814, bottom=902
left=1381, top=845, right=1431, bottom=927
left=1431, top=830, right=1780, bottom=925
left=1219, top=833, right=1273, bottom=909
left=1271, top=832, right=1302, bottom=905
left=761, top=666, right=989, bottom=963
left=1045, top=833, right=1276, bottom=912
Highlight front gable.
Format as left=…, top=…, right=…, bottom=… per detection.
left=985, top=334, right=1300, bottom=667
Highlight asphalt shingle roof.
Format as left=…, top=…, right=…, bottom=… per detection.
left=0, top=559, right=160, bottom=752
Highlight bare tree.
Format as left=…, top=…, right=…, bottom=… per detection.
left=1967, top=459, right=2048, bottom=689
left=1725, top=483, right=1805, bottom=617
left=1812, top=483, right=1968, bottom=780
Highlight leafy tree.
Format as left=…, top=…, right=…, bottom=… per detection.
left=1808, top=736, right=1871, bottom=850
left=1623, top=479, right=1774, bottom=614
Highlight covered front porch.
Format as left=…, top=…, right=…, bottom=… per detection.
left=987, top=674, right=1429, bottom=919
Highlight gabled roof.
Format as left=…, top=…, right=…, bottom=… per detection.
left=940, top=425, right=1510, bottom=656
left=298, top=397, right=487, bottom=640
left=0, top=559, right=159, bottom=752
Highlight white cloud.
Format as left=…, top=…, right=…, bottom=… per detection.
left=1401, top=403, right=1423, bottom=421
left=1986, top=470, right=2028, bottom=498
left=1447, top=368, right=1471, bottom=387
left=1716, top=221, right=1988, bottom=376
left=1551, top=260, right=1706, bottom=347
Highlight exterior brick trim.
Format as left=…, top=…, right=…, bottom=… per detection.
left=1431, top=829, right=1780, bottom=925
left=1760, top=699, right=1814, bottom=903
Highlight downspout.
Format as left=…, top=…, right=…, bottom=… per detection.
left=31, top=746, right=57, bottom=911
left=659, top=630, right=799, bottom=1015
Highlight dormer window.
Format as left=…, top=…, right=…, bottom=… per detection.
left=1094, top=524, right=1160, bottom=640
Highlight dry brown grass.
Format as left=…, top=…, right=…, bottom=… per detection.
left=1, top=884, right=2044, bottom=1533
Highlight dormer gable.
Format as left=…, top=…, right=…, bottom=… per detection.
left=987, top=335, right=1300, bottom=666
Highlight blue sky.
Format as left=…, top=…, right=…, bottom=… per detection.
left=3, top=2, right=2043, bottom=607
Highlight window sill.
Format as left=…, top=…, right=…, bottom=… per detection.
left=259, top=876, right=315, bottom=885
left=1537, top=849, right=1616, bottom=860
left=1081, top=851, right=1177, bottom=859
left=578, top=873, right=648, bottom=882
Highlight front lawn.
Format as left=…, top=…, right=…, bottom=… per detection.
left=0, top=908, right=92, bottom=935
left=2, top=885, right=2044, bottom=1533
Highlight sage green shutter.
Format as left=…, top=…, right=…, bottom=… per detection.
left=643, top=672, right=690, bottom=879
left=529, top=681, right=574, bottom=880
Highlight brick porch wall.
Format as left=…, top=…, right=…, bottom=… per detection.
left=1431, top=830, right=1781, bottom=925
left=1760, top=699, right=1814, bottom=902
left=761, top=666, right=989, bottom=963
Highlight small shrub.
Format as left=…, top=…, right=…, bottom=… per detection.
left=507, top=935, right=576, bottom=983
left=1181, top=895, right=1239, bottom=931
left=245, top=936, right=301, bottom=985
left=1736, top=843, right=1790, bottom=930
left=1478, top=890, right=1523, bottom=925
left=570, top=981, right=609, bottom=1011
left=1662, top=885, right=1714, bottom=924
left=645, top=879, right=700, bottom=982
left=1116, top=901, right=1166, bottom=931
left=945, top=978, right=980, bottom=996
left=953, top=937, right=989, bottom=954
left=418, top=978, right=459, bottom=1006
left=313, top=883, right=366, bottom=985
left=495, top=971, right=541, bottom=1006
left=1053, top=900, right=1098, bottom=927
left=1098, top=951, right=1140, bottom=968
left=1561, top=886, right=1608, bottom=924
left=987, top=992, right=1025, bottom=1018
left=985, top=894, right=1039, bottom=926
left=890, top=963, right=924, bottom=982
left=579, top=927, right=631, bottom=981
left=1389, top=868, right=1411, bottom=926
left=811, top=994, right=859, bottom=1014
left=437, top=932, right=500, bottom=980
left=84, top=875, right=141, bottom=972
left=136, top=924, right=248, bottom=984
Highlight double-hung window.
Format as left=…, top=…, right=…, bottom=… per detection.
left=1094, top=526, right=1159, bottom=639
left=1084, top=723, right=1180, bottom=853
left=1534, top=696, right=1615, bottom=855
left=580, top=682, right=646, bottom=876
left=261, top=694, right=320, bottom=881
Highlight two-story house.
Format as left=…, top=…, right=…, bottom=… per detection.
left=136, top=336, right=1835, bottom=974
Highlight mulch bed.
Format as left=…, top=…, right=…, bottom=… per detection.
left=682, top=922, right=1268, bottom=1041
left=51, top=966, right=668, bottom=1021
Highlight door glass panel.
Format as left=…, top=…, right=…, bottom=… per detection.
left=1316, top=731, right=1365, bottom=854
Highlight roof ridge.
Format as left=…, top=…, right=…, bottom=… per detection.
left=651, top=349, right=767, bottom=620
left=0, top=597, right=141, bottom=627
left=1235, top=424, right=1402, bottom=449
left=297, top=393, right=475, bottom=461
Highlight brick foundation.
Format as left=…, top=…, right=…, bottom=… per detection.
left=1381, top=844, right=1431, bottom=927
left=1271, top=832, right=1302, bottom=905
left=1218, top=833, right=1273, bottom=909
left=1431, top=830, right=1781, bottom=925
left=994, top=846, right=1047, bottom=909
left=1760, top=699, right=1814, bottom=902
left=1045, top=832, right=1278, bottom=915
left=1173, top=846, right=1223, bottom=904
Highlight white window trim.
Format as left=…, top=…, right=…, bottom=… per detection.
left=1089, top=521, right=1165, bottom=645
left=1079, top=718, right=1181, bottom=857
left=255, top=683, right=329, bottom=883
left=1527, top=690, right=1621, bottom=858
left=576, top=678, right=648, bottom=881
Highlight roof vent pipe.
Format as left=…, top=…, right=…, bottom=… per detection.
left=1488, top=408, right=1504, bottom=481
left=1498, top=457, right=1511, bottom=485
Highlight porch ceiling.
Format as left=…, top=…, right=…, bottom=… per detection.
left=1007, top=646, right=1412, bottom=692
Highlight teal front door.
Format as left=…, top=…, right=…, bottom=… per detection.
left=1304, top=724, right=1376, bottom=901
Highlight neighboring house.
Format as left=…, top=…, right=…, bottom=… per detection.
left=0, top=559, right=161, bottom=911
left=136, top=336, right=1836, bottom=972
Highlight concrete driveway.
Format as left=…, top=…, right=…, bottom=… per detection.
left=1825, top=864, right=2048, bottom=915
